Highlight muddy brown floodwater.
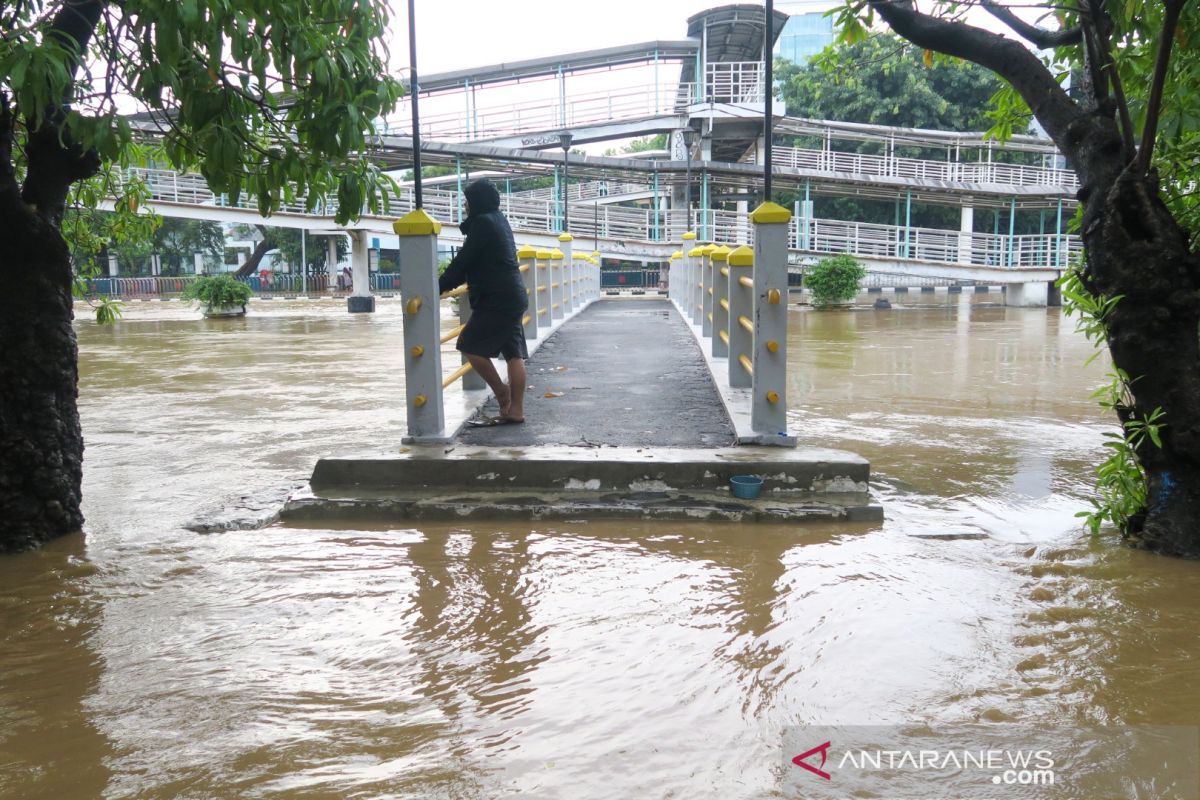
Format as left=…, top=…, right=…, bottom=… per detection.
left=1, top=295, right=1198, bottom=799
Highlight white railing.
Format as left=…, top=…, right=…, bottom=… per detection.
left=773, top=145, right=1078, bottom=189
left=120, top=167, right=1080, bottom=271
left=383, top=83, right=697, bottom=143
left=705, top=61, right=764, bottom=104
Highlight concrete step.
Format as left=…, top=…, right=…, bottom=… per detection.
left=281, top=445, right=883, bottom=524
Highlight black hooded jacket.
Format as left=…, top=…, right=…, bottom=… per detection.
left=437, top=180, right=527, bottom=314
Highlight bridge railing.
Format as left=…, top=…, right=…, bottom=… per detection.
left=773, top=144, right=1078, bottom=189
left=396, top=214, right=602, bottom=442
left=669, top=207, right=794, bottom=445
left=383, top=82, right=695, bottom=143
left=117, top=166, right=1081, bottom=273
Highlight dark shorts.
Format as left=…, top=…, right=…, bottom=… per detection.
left=457, top=308, right=528, bottom=361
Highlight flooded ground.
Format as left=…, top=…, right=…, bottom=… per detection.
left=2, top=294, right=1198, bottom=799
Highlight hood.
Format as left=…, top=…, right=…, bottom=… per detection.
left=464, top=179, right=501, bottom=215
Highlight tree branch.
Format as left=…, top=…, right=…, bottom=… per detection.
left=980, top=0, right=1083, bottom=48
left=864, top=0, right=1081, bottom=146
left=1137, top=0, right=1188, bottom=174
left=1084, top=0, right=1136, bottom=162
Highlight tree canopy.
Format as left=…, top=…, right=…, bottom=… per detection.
left=777, top=32, right=1005, bottom=132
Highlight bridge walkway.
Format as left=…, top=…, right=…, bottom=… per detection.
left=457, top=297, right=736, bottom=448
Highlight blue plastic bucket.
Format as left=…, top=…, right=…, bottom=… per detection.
left=729, top=474, right=764, bottom=500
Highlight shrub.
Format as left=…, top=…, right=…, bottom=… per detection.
left=805, top=254, right=865, bottom=307
left=181, top=274, right=253, bottom=310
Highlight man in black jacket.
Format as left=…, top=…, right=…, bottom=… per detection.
left=438, top=179, right=529, bottom=423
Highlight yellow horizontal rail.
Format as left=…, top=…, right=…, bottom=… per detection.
left=441, top=285, right=469, bottom=299
left=538, top=307, right=549, bottom=316
left=720, top=267, right=729, bottom=277
left=440, top=323, right=465, bottom=344
left=738, top=354, right=753, bottom=375
left=522, top=314, right=532, bottom=325
left=708, top=287, right=713, bottom=296
left=719, top=330, right=730, bottom=345
left=738, top=276, right=754, bottom=289
left=719, top=298, right=730, bottom=312
left=537, top=286, right=547, bottom=293
left=738, top=315, right=754, bottom=334
left=519, top=264, right=531, bottom=273
left=442, top=362, right=474, bottom=389
left=707, top=312, right=713, bottom=322
left=552, top=303, right=561, bottom=310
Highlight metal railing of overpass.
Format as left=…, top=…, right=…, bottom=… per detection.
left=122, top=166, right=1081, bottom=275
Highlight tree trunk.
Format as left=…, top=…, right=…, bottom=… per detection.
left=1087, top=167, right=1200, bottom=558
left=233, top=228, right=275, bottom=278
left=0, top=204, right=85, bottom=553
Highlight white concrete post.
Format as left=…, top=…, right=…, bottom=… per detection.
left=695, top=244, right=713, bottom=326
left=151, top=254, right=161, bottom=277
left=680, top=231, right=696, bottom=317
left=550, top=248, right=565, bottom=320
left=348, top=230, right=376, bottom=313
left=193, top=253, right=204, bottom=275
left=701, top=244, right=719, bottom=340
left=1006, top=282, right=1050, bottom=307
left=519, top=245, right=539, bottom=342
left=326, top=237, right=339, bottom=292
left=958, top=205, right=975, bottom=265
left=750, top=202, right=793, bottom=442
left=727, top=244, right=754, bottom=389
left=559, top=234, right=575, bottom=315
left=709, top=245, right=731, bottom=354
left=591, top=251, right=601, bottom=302
left=394, top=209, right=446, bottom=441
left=712, top=245, right=731, bottom=358
left=107, top=254, right=119, bottom=277
left=536, top=248, right=552, bottom=332
left=668, top=251, right=681, bottom=304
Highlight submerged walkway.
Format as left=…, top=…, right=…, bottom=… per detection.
left=458, top=297, right=736, bottom=448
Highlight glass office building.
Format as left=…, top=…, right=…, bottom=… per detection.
left=774, top=11, right=835, bottom=64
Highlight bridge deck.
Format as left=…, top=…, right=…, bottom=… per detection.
left=458, top=297, right=735, bottom=448
left=289, top=296, right=882, bottom=525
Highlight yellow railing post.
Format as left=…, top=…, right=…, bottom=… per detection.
left=536, top=248, right=552, bottom=326
left=550, top=248, right=565, bottom=320
left=518, top=244, right=538, bottom=341
left=559, top=233, right=575, bottom=315
left=708, top=244, right=731, bottom=352
left=750, top=201, right=794, bottom=442
left=394, top=208, right=447, bottom=441
left=727, top=244, right=754, bottom=389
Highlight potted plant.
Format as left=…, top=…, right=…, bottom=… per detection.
left=181, top=274, right=253, bottom=318
left=804, top=254, right=866, bottom=308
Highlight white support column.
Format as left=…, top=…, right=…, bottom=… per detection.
left=727, top=245, right=754, bottom=389
left=326, top=237, right=339, bottom=292
left=519, top=245, right=539, bottom=342
left=591, top=251, right=601, bottom=302
left=151, top=254, right=161, bottom=277
left=550, top=248, right=565, bottom=320
left=712, top=246, right=730, bottom=358
left=107, top=254, right=119, bottom=277
left=701, top=244, right=717, bottom=340
left=1006, top=281, right=1050, bottom=307
left=536, top=248, right=552, bottom=332
left=559, top=234, right=575, bottom=315
left=394, top=209, right=447, bottom=442
left=750, top=202, right=794, bottom=444
left=958, top=205, right=975, bottom=265
left=347, top=230, right=375, bottom=313
left=193, top=253, right=204, bottom=275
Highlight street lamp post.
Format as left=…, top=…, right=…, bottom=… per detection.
left=559, top=132, right=573, bottom=232
left=682, top=128, right=698, bottom=233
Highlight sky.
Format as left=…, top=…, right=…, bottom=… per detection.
left=384, top=0, right=835, bottom=76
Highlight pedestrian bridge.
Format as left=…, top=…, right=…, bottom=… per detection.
left=282, top=205, right=882, bottom=525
